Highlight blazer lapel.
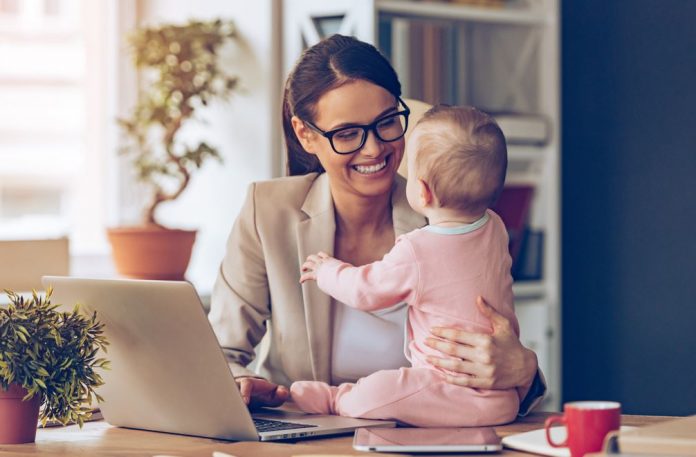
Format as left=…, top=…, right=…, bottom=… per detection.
left=296, top=173, right=334, bottom=382
left=295, top=174, right=426, bottom=384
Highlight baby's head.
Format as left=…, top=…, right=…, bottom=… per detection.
left=405, top=105, right=507, bottom=219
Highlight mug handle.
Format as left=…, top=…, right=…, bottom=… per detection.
left=545, top=414, right=568, bottom=448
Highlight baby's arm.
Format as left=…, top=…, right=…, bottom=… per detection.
left=300, top=251, right=330, bottom=283
left=300, top=238, right=418, bottom=311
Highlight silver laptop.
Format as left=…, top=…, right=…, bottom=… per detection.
left=42, top=276, right=396, bottom=441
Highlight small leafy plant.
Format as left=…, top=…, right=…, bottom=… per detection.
left=118, top=19, right=239, bottom=226
left=0, top=289, right=109, bottom=427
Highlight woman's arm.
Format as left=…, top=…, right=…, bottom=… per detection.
left=425, top=296, right=545, bottom=413
left=210, top=183, right=293, bottom=408
left=209, top=182, right=272, bottom=379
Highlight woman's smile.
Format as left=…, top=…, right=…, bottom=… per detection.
left=351, top=153, right=392, bottom=176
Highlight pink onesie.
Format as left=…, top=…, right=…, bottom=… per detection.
left=290, top=210, right=519, bottom=426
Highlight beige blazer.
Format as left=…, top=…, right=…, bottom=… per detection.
left=208, top=172, right=427, bottom=386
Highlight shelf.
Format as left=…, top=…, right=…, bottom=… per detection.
left=506, top=146, right=546, bottom=183
left=508, top=145, right=546, bottom=161
left=376, top=0, right=548, bottom=26
left=513, top=281, right=545, bottom=299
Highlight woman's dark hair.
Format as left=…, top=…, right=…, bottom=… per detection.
left=282, top=34, right=402, bottom=176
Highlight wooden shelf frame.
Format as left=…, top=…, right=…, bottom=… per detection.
left=377, top=0, right=550, bottom=26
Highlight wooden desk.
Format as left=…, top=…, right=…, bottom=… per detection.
left=0, top=413, right=673, bottom=457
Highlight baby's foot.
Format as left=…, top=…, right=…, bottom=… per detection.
left=290, top=381, right=336, bottom=415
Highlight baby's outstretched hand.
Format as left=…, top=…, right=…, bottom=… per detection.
left=300, top=251, right=330, bottom=283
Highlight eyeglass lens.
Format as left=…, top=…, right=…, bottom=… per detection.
left=331, top=112, right=407, bottom=154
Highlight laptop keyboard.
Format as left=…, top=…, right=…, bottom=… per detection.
left=253, top=418, right=318, bottom=433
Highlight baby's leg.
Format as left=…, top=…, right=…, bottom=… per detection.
left=289, top=369, right=428, bottom=416
left=290, top=370, right=423, bottom=417
left=334, top=367, right=519, bottom=427
left=290, top=381, right=341, bottom=415
left=292, top=368, right=518, bottom=426
left=331, top=367, right=436, bottom=421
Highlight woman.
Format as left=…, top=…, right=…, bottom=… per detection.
left=208, top=34, right=544, bottom=413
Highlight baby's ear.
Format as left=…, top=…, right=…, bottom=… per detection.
left=418, top=178, right=434, bottom=207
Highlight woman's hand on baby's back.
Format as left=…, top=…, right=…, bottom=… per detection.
left=424, top=296, right=538, bottom=391
left=236, top=377, right=289, bottom=409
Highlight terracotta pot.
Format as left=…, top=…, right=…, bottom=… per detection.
left=107, top=226, right=197, bottom=280
left=0, top=384, right=41, bottom=444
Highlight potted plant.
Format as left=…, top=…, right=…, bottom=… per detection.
left=0, top=289, right=108, bottom=444
left=109, top=19, right=239, bottom=280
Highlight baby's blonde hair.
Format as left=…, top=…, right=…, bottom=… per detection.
left=412, top=105, right=507, bottom=215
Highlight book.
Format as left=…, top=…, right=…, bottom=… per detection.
left=603, top=415, right=696, bottom=456
left=491, top=185, right=535, bottom=268
left=513, top=229, right=543, bottom=281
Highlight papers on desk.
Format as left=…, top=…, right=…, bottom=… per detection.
left=502, top=426, right=636, bottom=457
left=503, top=416, right=696, bottom=457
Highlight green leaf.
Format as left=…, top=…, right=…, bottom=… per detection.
left=117, top=19, right=238, bottom=226
left=2, top=287, right=109, bottom=425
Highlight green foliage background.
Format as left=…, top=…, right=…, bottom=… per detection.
left=118, top=19, right=239, bottom=226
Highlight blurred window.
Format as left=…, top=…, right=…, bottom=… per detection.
left=0, top=0, right=110, bottom=252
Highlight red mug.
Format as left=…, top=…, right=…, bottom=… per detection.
left=545, top=401, right=621, bottom=457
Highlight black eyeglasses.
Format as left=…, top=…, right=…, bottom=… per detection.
left=304, top=98, right=411, bottom=154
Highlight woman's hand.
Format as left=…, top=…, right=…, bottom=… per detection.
left=236, top=377, right=289, bottom=409
left=425, top=296, right=538, bottom=391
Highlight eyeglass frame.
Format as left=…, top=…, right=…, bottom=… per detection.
left=302, top=97, right=411, bottom=155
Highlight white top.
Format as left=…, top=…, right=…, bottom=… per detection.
left=331, top=299, right=410, bottom=384
left=329, top=215, right=491, bottom=384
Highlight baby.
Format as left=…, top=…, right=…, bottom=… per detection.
left=292, top=105, right=519, bottom=427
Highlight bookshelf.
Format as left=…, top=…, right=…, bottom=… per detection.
left=282, top=0, right=560, bottom=410
left=377, top=0, right=548, bottom=25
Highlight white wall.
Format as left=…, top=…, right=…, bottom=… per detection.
left=132, top=0, right=281, bottom=294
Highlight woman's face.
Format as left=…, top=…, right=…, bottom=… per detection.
left=293, top=80, right=405, bottom=200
